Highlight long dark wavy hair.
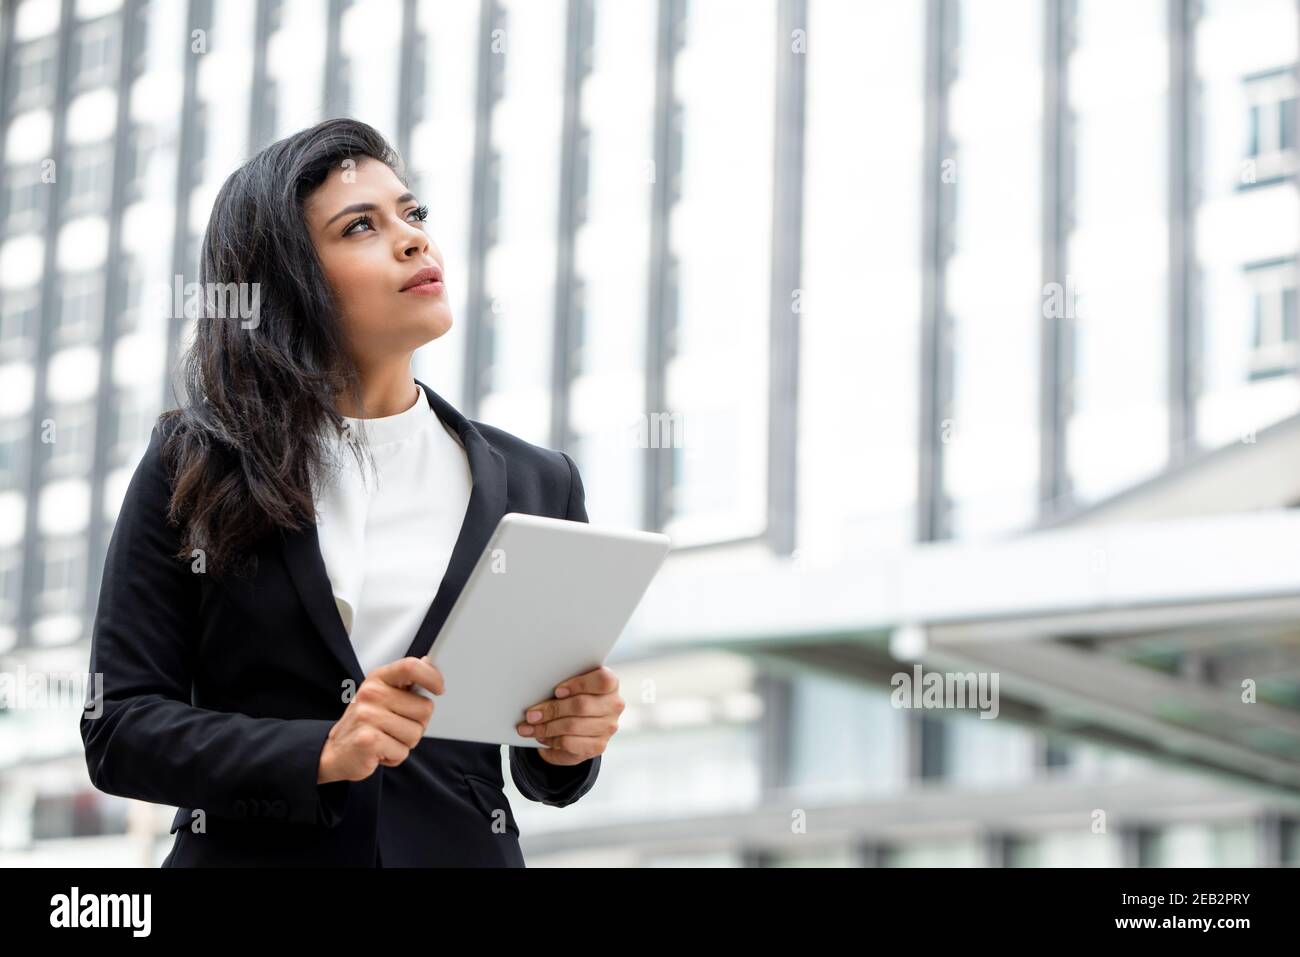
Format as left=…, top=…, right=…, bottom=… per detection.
left=158, top=118, right=405, bottom=581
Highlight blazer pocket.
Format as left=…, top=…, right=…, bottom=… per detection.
left=462, top=773, right=519, bottom=836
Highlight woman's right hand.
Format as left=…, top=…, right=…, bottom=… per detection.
left=317, top=657, right=444, bottom=784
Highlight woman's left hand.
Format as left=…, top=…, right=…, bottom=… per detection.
left=517, top=665, right=623, bottom=766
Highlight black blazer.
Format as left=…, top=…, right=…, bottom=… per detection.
left=80, top=378, right=601, bottom=866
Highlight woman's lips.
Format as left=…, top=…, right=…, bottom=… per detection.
left=402, top=280, right=444, bottom=296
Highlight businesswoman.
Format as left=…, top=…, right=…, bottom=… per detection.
left=80, top=117, right=623, bottom=866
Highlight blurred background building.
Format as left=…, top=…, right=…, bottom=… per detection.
left=2, top=0, right=1300, bottom=866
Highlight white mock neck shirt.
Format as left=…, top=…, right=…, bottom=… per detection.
left=314, top=382, right=473, bottom=677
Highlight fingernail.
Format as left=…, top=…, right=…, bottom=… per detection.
left=528, top=710, right=542, bottom=722
left=555, top=687, right=570, bottom=698
left=518, top=724, right=534, bottom=736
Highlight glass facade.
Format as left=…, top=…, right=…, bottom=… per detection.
left=944, top=0, right=1044, bottom=536
left=1196, top=0, right=1300, bottom=447
left=799, top=0, right=924, bottom=555
left=1066, top=0, right=1170, bottom=503
left=0, top=0, right=1296, bottom=867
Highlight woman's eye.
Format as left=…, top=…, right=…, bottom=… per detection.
left=343, top=215, right=373, bottom=236
left=343, top=206, right=427, bottom=236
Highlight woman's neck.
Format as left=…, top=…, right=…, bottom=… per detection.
left=334, top=362, right=419, bottom=419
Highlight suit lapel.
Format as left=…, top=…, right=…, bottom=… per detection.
left=281, top=515, right=366, bottom=687
left=404, top=379, right=508, bottom=661
left=279, top=378, right=508, bottom=685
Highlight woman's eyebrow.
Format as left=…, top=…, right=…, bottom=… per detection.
left=322, top=191, right=418, bottom=228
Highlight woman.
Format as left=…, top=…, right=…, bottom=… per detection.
left=80, top=118, right=623, bottom=867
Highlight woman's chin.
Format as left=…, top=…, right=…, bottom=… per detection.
left=415, top=310, right=453, bottom=342
left=410, top=304, right=457, bottom=338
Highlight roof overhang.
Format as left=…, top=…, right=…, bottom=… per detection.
left=627, top=508, right=1300, bottom=795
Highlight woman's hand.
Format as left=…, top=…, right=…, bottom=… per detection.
left=318, top=657, right=444, bottom=784
left=516, top=665, right=623, bottom=766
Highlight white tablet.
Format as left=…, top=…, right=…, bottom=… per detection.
left=418, top=512, right=671, bottom=747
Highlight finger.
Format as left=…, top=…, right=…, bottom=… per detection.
left=537, top=734, right=598, bottom=758
left=372, top=656, right=444, bottom=697
left=525, top=687, right=619, bottom=724
left=523, top=666, right=612, bottom=714
left=356, top=703, right=427, bottom=750
left=382, top=685, right=438, bottom=724
left=395, top=656, right=445, bottom=696
left=369, top=728, right=413, bottom=768
left=551, top=665, right=617, bottom=700
left=356, top=676, right=435, bottom=724
left=534, top=739, right=580, bottom=763
left=518, top=715, right=612, bottom=739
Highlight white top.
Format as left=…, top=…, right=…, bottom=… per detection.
left=314, top=381, right=473, bottom=677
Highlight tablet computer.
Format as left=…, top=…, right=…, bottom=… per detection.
left=418, top=512, right=671, bottom=747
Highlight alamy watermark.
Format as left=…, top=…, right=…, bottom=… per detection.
left=144, top=275, right=262, bottom=329
left=0, top=665, right=104, bottom=719
left=890, top=664, right=1000, bottom=719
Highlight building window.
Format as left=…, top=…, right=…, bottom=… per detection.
left=72, top=17, right=120, bottom=92
left=1244, top=257, right=1299, bottom=380
left=335, top=56, right=353, bottom=116
left=36, top=538, right=86, bottom=617
left=189, top=102, right=209, bottom=191
left=43, top=404, right=96, bottom=477
left=32, top=790, right=130, bottom=840
left=0, top=286, right=40, bottom=360
left=569, top=277, right=587, bottom=377
left=0, top=548, right=20, bottom=623
left=64, top=142, right=114, bottom=216
left=56, top=271, right=103, bottom=345
left=116, top=257, right=145, bottom=334
left=1283, top=819, right=1300, bottom=866
left=479, top=309, right=498, bottom=396
left=111, top=390, right=153, bottom=460
left=4, top=161, right=47, bottom=235
left=1241, top=66, right=1298, bottom=187
left=260, top=78, right=279, bottom=150
left=1043, top=737, right=1073, bottom=771
left=668, top=99, right=684, bottom=205
left=123, top=124, right=154, bottom=205
left=667, top=441, right=683, bottom=518
left=663, top=255, right=680, bottom=362
left=483, top=150, right=501, bottom=248
left=573, top=125, right=591, bottom=227
left=0, top=419, right=25, bottom=490
left=186, top=232, right=203, bottom=284
left=487, top=8, right=507, bottom=102
left=9, top=38, right=57, bottom=111
left=918, top=713, right=949, bottom=781
left=409, top=30, right=428, bottom=123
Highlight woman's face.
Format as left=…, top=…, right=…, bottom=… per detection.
left=303, top=156, right=451, bottom=368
